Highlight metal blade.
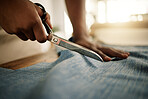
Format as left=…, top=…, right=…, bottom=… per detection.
left=49, top=34, right=103, bottom=62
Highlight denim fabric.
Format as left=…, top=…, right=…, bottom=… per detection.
left=0, top=46, right=148, bottom=99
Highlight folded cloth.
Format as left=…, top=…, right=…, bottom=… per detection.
left=0, top=46, right=148, bottom=99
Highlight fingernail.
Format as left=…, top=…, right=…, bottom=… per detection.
left=122, top=54, right=128, bottom=58
left=125, top=52, right=130, bottom=56
left=127, top=53, right=130, bottom=55
left=105, top=56, right=112, bottom=61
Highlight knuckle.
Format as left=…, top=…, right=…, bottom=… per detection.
left=30, top=38, right=36, bottom=41
left=27, top=16, right=41, bottom=28
left=37, top=39, right=46, bottom=43
left=32, top=18, right=41, bottom=28
left=22, top=19, right=40, bottom=32
left=23, top=39, right=28, bottom=41
left=37, top=37, right=46, bottom=43
left=21, top=38, right=28, bottom=41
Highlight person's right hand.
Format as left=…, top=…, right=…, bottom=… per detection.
left=0, top=0, right=52, bottom=43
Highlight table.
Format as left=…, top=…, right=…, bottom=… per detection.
left=0, top=46, right=58, bottom=70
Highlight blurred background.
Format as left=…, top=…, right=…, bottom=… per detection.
left=86, top=0, right=148, bottom=46
left=0, top=0, right=148, bottom=64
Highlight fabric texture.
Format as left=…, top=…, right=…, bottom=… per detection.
left=0, top=46, right=148, bottom=99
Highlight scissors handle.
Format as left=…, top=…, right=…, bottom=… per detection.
left=34, top=3, right=52, bottom=34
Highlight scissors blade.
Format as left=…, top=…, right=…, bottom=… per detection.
left=49, top=34, right=103, bottom=62
left=33, top=3, right=103, bottom=61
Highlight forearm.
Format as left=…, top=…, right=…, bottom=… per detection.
left=65, top=0, right=89, bottom=38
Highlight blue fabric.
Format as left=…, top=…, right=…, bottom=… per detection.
left=0, top=46, right=148, bottom=99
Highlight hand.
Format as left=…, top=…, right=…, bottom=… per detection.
left=0, top=0, right=52, bottom=43
left=73, top=34, right=130, bottom=62
left=64, top=0, right=130, bottom=61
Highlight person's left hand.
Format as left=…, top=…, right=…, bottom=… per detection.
left=72, top=34, right=130, bottom=62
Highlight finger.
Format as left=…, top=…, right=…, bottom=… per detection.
left=115, top=49, right=130, bottom=56
left=113, top=50, right=129, bottom=58
left=33, top=18, right=47, bottom=43
left=99, top=47, right=129, bottom=59
left=111, top=50, right=129, bottom=59
left=34, top=4, right=53, bottom=29
left=47, top=34, right=52, bottom=41
left=45, top=13, right=53, bottom=29
left=91, top=47, right=112, bottom=62
left=23, top=29, right=36, bottom=41
left=34, top=4, right=43, bottom=16
left=16, top=32, right=28, bottom=41
left=96, top=50, right=112, bottom=62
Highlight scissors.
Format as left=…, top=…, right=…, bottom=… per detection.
left=35, top=3, right=103, bottom=62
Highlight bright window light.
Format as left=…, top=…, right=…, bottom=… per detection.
left=95, top=0, right=148, bottom=23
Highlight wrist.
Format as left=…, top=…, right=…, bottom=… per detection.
left=72, top=30, right=91, bottom=42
